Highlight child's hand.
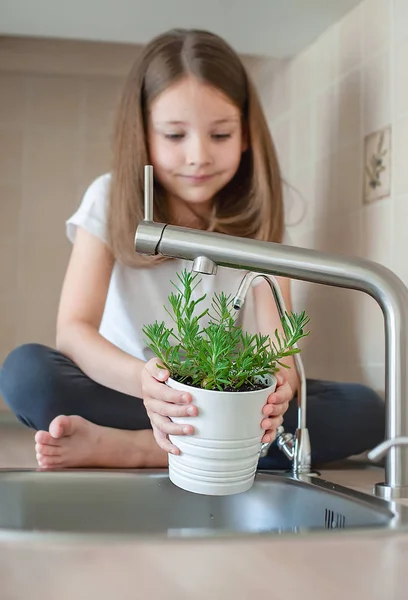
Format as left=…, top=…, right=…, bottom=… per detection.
left=141, top=358, right=198, bottom=455
left=261, top=372, right=293, bottom=443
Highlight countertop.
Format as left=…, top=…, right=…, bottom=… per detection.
left=1, top=423, right=407, bottom=600
left=1, top=466, right=408, bottom=600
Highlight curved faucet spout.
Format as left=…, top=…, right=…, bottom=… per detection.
left=233, top=272, right=311, bottom=474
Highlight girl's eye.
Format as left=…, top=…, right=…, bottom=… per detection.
left=165, top=133, right=184, bottom=141
left=212, top=133, right=231, bottom=141
left=163, top=132, right=232, bottom=142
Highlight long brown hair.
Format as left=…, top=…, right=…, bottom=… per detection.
left=108, top=28, right=283, bottom=267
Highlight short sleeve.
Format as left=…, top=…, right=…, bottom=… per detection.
left=66, top=173, right=111, bottom=245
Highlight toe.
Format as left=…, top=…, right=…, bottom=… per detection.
left=37, top=454, right=63, bottom=469
left=35, top=442, right=61, bottom=456
left=49, top=415, right=74, bottom=439
left=35, top=430, right=60, bottom=445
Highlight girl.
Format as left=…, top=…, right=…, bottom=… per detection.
left=0, top=29, right=384, bottom=470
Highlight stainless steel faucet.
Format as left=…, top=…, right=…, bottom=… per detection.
left=136, top=165, right=408, bottom=499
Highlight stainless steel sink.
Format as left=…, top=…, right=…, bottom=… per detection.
left=0, top=469, right=406, bottom=540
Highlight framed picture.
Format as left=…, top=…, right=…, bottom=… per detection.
left=363, top=125, right=391, bottom=204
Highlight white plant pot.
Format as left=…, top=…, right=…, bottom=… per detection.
left=166, top=374, right=277, bottom=496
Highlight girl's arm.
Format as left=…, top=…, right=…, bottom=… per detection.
left=56, top=227, right=145, bottom=398
left=253, top=277, right=300, bottom=396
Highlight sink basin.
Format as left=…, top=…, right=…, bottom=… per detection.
left=0, top=469, right=406, bottom=539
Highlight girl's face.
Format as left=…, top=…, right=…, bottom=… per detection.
left=148, top=76, right=246, bottom=219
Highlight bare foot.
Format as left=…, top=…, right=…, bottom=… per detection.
left=34, top=415, right=167, bottom=469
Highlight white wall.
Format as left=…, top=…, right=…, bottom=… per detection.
left=0, top=0, right=363, bottom=58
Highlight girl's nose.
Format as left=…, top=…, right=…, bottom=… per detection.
left=187, top=136, right=213, bottom=166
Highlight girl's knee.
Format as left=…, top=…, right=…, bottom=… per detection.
left=309, top=380, right=386, bottom=460
left=347, top=383, right=384, bottom=413
left=0, top=343, right=55, bottom=413
left=347, top=382, right=385, bottom=446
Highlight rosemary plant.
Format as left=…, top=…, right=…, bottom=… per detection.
left=143, top=270, right=310, bottom=392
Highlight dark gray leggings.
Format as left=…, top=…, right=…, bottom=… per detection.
left=0, top=343, right=386, bottom=469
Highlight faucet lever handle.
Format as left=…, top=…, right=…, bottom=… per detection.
left=368, top=437, right=408, bottom=462
left=144, top=165, right=154, bottom=221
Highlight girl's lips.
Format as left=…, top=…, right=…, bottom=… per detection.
left=182, top=174, right=215, bottom=183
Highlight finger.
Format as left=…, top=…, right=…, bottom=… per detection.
left=146, top=398, right=198, bottom=418
left=267, top=382, right=292, bottom=405
left=265, top=415, right=284, bottom=435
left=152, top=425, right=180, bottom=455
left=145, top=357, right=169, bottom=382
left=261, top=420, right=283, bottom=443
left=146, top=383, right=192, bottom=406
left=150, top=413, right=195, bottom=436
left=262, top=401, right=289, bottom=418
left=261, top=414, right=285, bottom=432
left=262, top=431, right=277, bottom=444
left=262, top=403, right=276, bottom=417
left=276, top=373, right=285, bottom=386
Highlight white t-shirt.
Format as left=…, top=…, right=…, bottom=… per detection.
left=66, top=174, right=290, bottom=362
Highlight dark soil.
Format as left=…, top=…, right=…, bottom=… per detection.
left=172, top=375, right=268, bottom=392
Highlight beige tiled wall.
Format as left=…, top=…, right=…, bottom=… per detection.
left=251, top=0, right=408, bottom=394
left=0, top=37, right=142, bottom=410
